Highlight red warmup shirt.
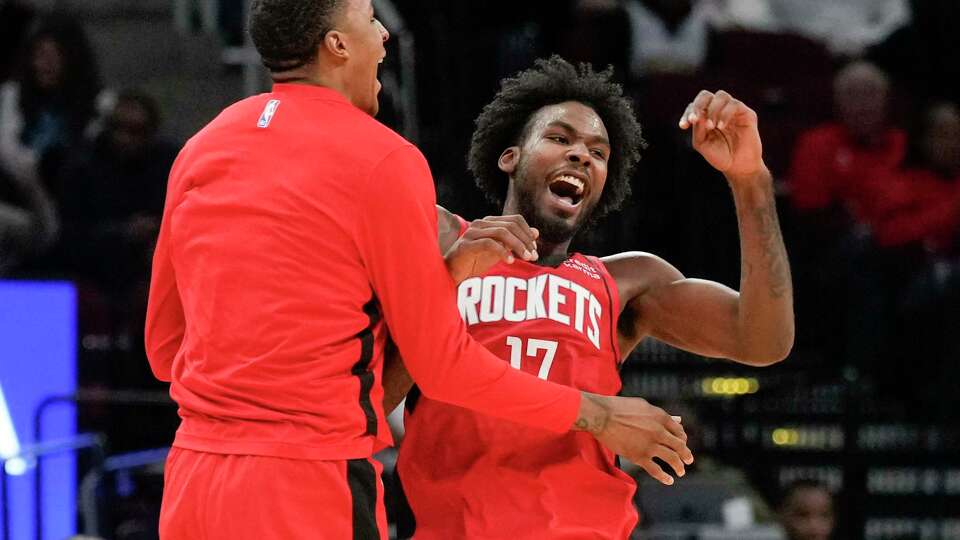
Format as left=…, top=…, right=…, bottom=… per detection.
left=868, top=168, right=960, bottom=252
left=787, top=123, right=906, bottom=223
left=398, top=226, right=637, bottom=539
left=144, top=84, right=581, bottom=461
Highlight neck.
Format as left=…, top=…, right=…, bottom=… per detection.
left=272, top=61, right=352, bottom=102
left=535, top=239, right=573, bottom=267
left=502, top=195, right=574, bottom=267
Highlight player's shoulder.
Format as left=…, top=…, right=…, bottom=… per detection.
left=600, top=251, right=683, bottom=296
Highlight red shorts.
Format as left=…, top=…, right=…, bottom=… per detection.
left=159, top=447, right=388, bottom=539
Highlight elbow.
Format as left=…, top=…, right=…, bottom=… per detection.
left=739, top=326, right=795, bottom=367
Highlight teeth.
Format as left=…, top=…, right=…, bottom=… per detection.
left=555, top=175, right=585, bottom=195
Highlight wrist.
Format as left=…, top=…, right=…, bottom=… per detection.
left=572, top=392, right=609, bottom=435
left=444, top=254, right=468, bottom=284
left=725, top=165, right=771, bottom=188
left=728, top=167, right=774, bottom=203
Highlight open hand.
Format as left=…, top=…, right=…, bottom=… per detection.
left=577, top=393, right=694, bottom=485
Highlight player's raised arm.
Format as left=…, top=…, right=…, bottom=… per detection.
left=612, top=91, right=794, bottom=366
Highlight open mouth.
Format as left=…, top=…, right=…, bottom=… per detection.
left=547, top=174, right=586, bottom=207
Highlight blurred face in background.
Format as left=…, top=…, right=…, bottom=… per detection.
left=921, top=102, right=960, bottom=177
left=781, top=486, right=834, bottom=540
left=109, top=100, right=154, bottom=161
left=31, top=37, right=64, bottom=91
left=834, top=62, right=889, bottom=143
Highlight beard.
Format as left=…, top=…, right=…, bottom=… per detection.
left=513, top=159, right=595, bottom=244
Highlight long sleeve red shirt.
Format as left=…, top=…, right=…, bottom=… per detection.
left=145, top=84, right=580, bottom=460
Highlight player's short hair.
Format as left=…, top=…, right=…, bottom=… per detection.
left=248, top=0, right=343, bottom=73
left=468, top=55, right=645, bottom=221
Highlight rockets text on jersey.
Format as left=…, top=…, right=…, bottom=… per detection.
left=457, top=273, right=604, bottom=350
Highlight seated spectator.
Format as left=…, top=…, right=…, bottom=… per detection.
left=767, top=0, right=910, bottom=57
left=0, top=15, right=110, bottom=200
left=777, top=479, right=835, bottom=540
left=868, top=101, right=960, bottom=253
left=58, top=90, right=177, bottom=294
left=784, top=61, right=905, bottom=361
left=787, top=61, right=905, bottom=228
left=868, top=101, right=960, bottom=414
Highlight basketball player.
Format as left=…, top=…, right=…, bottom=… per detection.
left=388, top=56, right=795, bottom=538
left=145, top=3, right=693, bottom=539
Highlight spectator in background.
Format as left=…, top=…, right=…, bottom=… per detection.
left=767, top=0, right=910, bottom=58
left=59, top=90, right=175, bottom=292
left=56, top=91, right=177, bottom=408
left=869, top=101, right=960, bottom=255
left=0, top=16, right=110, bottom=201
left=784, top=61, right=907, bottom=377
left=787, top=61, right=905, bottom=230
left=869, top=101, right=960, bottom=414
left=778, top=479, right=835, bottom=540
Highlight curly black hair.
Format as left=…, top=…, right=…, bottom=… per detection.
left=468, top=56, right=645, bottom=220
left=249, top=0, right=342, bottom=72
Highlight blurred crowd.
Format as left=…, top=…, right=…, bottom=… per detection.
left=1, top=0, right=958, bottom=538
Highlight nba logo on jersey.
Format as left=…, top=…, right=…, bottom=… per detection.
left=257, top=99, right=281, bottom=128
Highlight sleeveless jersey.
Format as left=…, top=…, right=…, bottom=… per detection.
left=397, top=224, right=638, bottom=539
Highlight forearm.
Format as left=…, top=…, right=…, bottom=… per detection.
left=730, top=168, right=794, bottom=364
left=381, top=338, right=414, bottom=414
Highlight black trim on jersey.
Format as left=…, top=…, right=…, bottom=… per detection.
left=347, top=458, right=381, bottom=539
left=391, top=467, right=418, bottom=538
left=589, top=256, right=622, bottom=370
left=405, top=384, right=422, bottom=415
left=352, top=299, right=381, bottom=436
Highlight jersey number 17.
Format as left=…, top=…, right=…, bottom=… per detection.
left=505, top=336, right=558, bottom=380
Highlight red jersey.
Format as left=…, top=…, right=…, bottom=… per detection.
left=144, top=84, right=580, bottom=462
left=398, top=242, right=638, bottom=539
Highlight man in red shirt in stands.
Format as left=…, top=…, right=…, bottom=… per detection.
left=386, top=57, right=794, bottom=538
left=787, top=60, right=906, bottom=226
left=145, top=1, right=693, bottom=539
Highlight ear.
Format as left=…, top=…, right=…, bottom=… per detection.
left=322, top=30, right=350, bottom=61
left=498, top=146, right=520, bottom=175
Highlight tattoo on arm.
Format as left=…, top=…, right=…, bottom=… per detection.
left=750, top=203, right=790, bottom=298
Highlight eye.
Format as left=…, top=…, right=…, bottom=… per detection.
left=591, top=149, right=607, bottom=160
left=547, top=135, right=568, bottom=144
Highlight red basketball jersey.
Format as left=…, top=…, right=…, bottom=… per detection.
left=397, top=244, right=639, bottom=539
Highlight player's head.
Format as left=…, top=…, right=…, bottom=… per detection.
left=249, top=0, right=389, bottom=115
left=468, top=55, right=644, bottom=243
left=778, top=479, right=835, bottom=540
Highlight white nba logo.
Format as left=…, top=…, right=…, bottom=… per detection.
left=258, top=99, right=281, bottom=128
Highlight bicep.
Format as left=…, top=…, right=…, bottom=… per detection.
left=634, top=278, right=742, bottom=359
